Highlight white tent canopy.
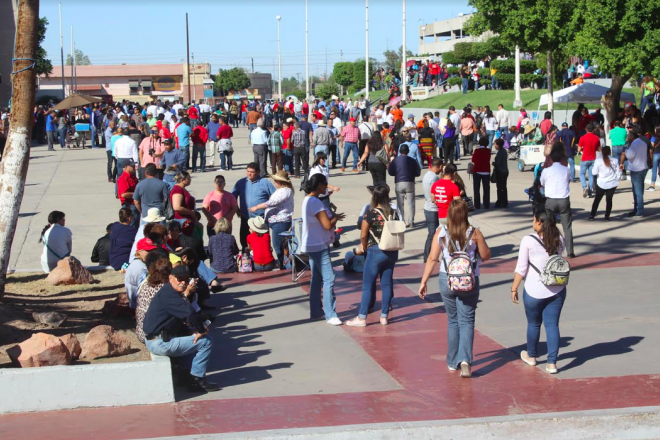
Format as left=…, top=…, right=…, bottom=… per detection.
left=539, top=82, right=637, bottom=106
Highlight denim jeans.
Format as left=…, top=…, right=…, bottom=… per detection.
left=90, top=125, right=97, bottom=148
left=342, top=142, right=359, bottom=170
left=651, top=153, right=660, bottom=184
left=423, top=209, right=439, bottom=262
left=454, top=135, right=460, bottom=160
left=282, top=149, right=293, bottom=174
left=580, top=159, right=595, bottom=194
left=269, top=220, right=291, bottom=268
left=58, top=127, right=67, bottom=148
left=254, top=261, right=277, bottom=271
left=146, top=335, right=213, bottom=378
left=307, top=248, right=338, bottom=321
left=567, top=157, right=576, bottom=181
left=462, top=78, right=468, bottom=94
left=486, top=130, right=495, bottom=150
left=180, top=148, right=190, bottom=172
left=630, top=170, right=646, bottom=216
left=439, top=272, right=480, bottom=367
left=357, top=246, right=398, bottom=319
left=523, top=288, right=566, bottom=364
left=314, top=145, right=329, bottom=156
left=192, top=143, right=206, bottom=172
left=491, top=76, right=499, bottom=90
left=220, top=151, right=233, bottom=170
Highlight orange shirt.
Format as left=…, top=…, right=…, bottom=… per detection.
left=571, top=77, right=584, bottom=85
left=246, top=111, right=261, bottom=125
left=391, top=108, right=403, bottom=122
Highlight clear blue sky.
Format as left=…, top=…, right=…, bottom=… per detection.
left=41, top=0, right=472, bottom=81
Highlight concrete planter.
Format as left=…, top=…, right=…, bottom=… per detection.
left=0, top=353, right=174, bottom=414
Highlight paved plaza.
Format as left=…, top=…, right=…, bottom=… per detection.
left=1, top=127, right=660, bottom=438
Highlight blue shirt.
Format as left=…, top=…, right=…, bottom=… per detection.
left=401, top=141, right=423, bottom=168
left=207, top=121, right=221, bottom=141
left=161, top=149, right=186, bottom=171
left=177, top=124, right=192, bottom=149
left=299, top=121, right=313, bottom=147
left=232, top=177, right=275, bottom=218
left=46, top=115, right=55, bottom=132
left=104, top=127, right=113, bottom=151
left=558, top=129, right=577, bottom=157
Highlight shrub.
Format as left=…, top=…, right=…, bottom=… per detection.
left=447, top=66, right=461, bottom=76
left=490, top=59, right=537, bottom=74
left=448, top=77, right=463, bottom=87
left=492, top=73, right=544, bottom=89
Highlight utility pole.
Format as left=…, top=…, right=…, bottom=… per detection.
left=402, top=0, right=407, bottom=102
left=192, top=53, right=196, bottom=102
left=251, top=57, right=254, bottom=73
left=0, top=0, right=39, bottom=299
left=513, top=45, right=522, bottom=108
left=325, top=46, right=327, bottom=81
left=59, top=2, right=65, bottom=99
left=70, top=26, right=74, bottom=94
left=305, top=0, right=309, bottom=99
left=186, top=13, right=191, bottom=104
left=365, top=0, right=370, bottom=100
left=276, top=16, right=282, bottom=100
left=73, top=37, right=77, bottom=92
left=340, top=50, right=343, bottom=62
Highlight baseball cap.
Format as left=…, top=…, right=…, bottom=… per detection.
left=136, top=237, right=158, bottom=251
left=561, top=122, right=568, bottom=127
left=171, top=265, right=190, bottom=281
left=408, top=113, right=414, bottom=119
left=163, top=138, right=173, bottom=144
left=349, top=117, right=356, bottom=122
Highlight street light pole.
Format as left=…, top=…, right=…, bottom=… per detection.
left=59, top=3, right=65, bottom=99
left=365, top=0, right=369, bottom=100
left=276, top=15, right=282, bottom=100
left=305, top=0, right=310, bottom=99
left=192, top=53, right=197, bottom=102
left=514, top=45, right=523, bottom=108
left=402, top=0, right=407, bottom=102
left=421, top=25, right=426, bottom=54
left=459, top=13, right=464, bottom=39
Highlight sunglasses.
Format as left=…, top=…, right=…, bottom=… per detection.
left=173, top=276, right=190, bottom=285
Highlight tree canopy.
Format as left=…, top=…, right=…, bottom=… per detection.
left=213, top=67, right=251, bottom=95
left=36, top=17, right=52, bottom=76
left=330, top=62, right=354, bottom=87
left=66, top=49, right=91, bottom=66
left=383, top=46, right=413, bottom=71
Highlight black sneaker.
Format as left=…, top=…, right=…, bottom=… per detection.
left=211, top=283, right=227, bottom=293
left=189, top=375, right=220, bottom=393
left=588, top=216, right=595, bottom=221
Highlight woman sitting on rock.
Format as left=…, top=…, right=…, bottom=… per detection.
left=40, top=210, right=72, bottom=273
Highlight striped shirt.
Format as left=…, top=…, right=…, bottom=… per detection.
left=341, top=125, right=360, bottom=143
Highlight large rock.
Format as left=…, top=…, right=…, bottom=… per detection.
left=59, top=334, right=82, bottom=360
left=46, top=257, right=95, bottom=286
left=102, top=292, right=134, bottom=318
left=6, top=333, right=72, bottom=368
left=32, top=311, right=67, bottom=328
left=81, top=325, right=131, bottom=360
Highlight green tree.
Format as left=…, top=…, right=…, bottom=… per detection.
left=570, top=0, right=660, bottom=120
left=36, top=17, right=52, bottom=76
left=383, top=46, right=414, bottom=71
left=467, top=0, right=573, bottom=107
left=213, top=67, right=251, bottom=95
left=331, top=62, right=354, bottom=87
left=314, top=83, right=340, bottom=100
left=352, top=59, right=376, bottom=91
left=65, top=49, right=91, bottom=66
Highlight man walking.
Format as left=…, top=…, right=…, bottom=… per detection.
left=206, top=113, right=221, bottom=169
left=388, top=144, right=421, bottom=227
left=45, top=110, right=56, bottom=151
left=191, top=123, right=208, bottom=173
left=341, top=117, right=361, bottom=172
left=176, top=117, right=192, bottom=172
left=422, top=158, right=443, bottom=262
left=250, top=119, right=269, bottom=177
left=232, top=162, right=275, bottom=248
left=577, top=123, right=600, bottom=198
left=541, top=150, right=575, bottom=258
left=622, top=126, right=649, bottom=218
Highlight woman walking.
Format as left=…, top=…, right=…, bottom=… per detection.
left=442, top=119, right=457, bottom=164
left=40, top=211, right=72, bottom=273
left=301, top=174, right=346, bottom=325
left=511, top=210, right=566, bottom=374
left=418, top=199, right=491, bottom=378
left=470, top=136, right=491, bottom=209
left=589, top=146, right=620, bottom=220
left=483, top=109, right=498, bottom=150
left=249, top=170, right=294, bottom=268
left=357, top=131, right=389, bottom=185
left=346, top=185, right=400, bottom=327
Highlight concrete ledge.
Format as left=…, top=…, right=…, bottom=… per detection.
left=0, top=352, right=174, bottom=414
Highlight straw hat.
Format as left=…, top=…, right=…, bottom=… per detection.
left=270, top=170, right=291, bottom=184
left=248, top=216, right=268, bottom=234
left=143, top=208, right=165, bottom=223
left=317, top=119, right=326, bottom=126
left=524, top=124, right=537, bottom=135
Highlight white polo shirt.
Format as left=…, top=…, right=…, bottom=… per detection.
left=540, top=162, right=571, bottom=199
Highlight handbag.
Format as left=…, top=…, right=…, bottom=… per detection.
left=466, top=162, right=474, bottom=175
left=490, top=171, right=497, bottom=183
left=376, top=147, right=389, bottom=165
left=462, top=195, right=476, bottom=212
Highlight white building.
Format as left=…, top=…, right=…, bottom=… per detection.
left=418, top=14, right=494, bottom=58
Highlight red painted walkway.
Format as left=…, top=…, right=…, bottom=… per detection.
left=2, top=253, right=659, bottom=440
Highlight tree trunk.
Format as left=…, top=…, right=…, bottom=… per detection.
left=0, top=0, right=39, bottom=299
left=601, top=73, right=632, bottom=127
left=547, top=51, right=554, bottom=112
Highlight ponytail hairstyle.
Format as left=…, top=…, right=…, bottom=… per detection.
left=534, top=209, right=561, bottom=255
left=602, top=145, right=612, bottom=168
left=39, top=211, right=66, bottom=243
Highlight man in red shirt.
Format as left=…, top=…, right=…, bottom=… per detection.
left=216, top=117, right=234, bottom=170
left=116, top=160, right=139, bottom=227
left=430, top=164, right=461, bottom=223
left=577, top=123, right=600, bottom=198
left=191, top=124, right=208, bottom=173
left=302, top=101, right=309, bottom=118
left=187, top=105, right=199, bottom=128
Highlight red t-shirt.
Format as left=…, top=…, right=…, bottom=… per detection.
left=247, top=232, right=275, bottom=265
left=188, top=107, right=199, bottom=120
left=217, top=124, right=233, bottom=140
left=192, top=126, right=208, bottom=145
left=170, top=185, right=196, bottom=220
left=302, top=102, right=309, bottom=115
left=117, top=172, right=138, bottom=205
left=282, top=127, right=293, bottom=150
left=431, top=179, right=461, bottom=219
left=578, top=132, right=600, bottom=161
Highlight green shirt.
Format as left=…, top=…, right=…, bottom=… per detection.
left=147, top=118, right=157, bottom=127
left=644, top=80, right=654, bottom=96
left=609, top=126, right=627, bottom=147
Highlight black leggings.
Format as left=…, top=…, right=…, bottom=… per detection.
left=442, top=138, right=455, bottom=164
left=368, top=161, right=387, bottom=185
left=590, top=186, right=616, bottom=218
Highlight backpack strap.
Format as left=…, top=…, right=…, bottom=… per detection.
left=42, top=235, right=70, bottom=260
left=527, top=234, right=551, bottom=275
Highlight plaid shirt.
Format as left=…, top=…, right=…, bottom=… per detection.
left=341, top=125, right=360, bottom=143
left=292, top=128, right=307, bottom=148
left=268, top=131, right=283, bottom=152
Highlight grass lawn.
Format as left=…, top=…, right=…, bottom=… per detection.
left=407, top=88, right=639, bottom=111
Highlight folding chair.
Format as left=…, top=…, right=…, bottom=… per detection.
left=282, top=218, right=309, bottom=282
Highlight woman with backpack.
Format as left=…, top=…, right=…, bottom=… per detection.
left=346, top=185, right=402, bottom=327
left=511, top=210, right=567, bottom=374
left=418, top=199, right=491, bottom=378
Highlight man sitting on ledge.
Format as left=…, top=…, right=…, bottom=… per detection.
left=142, top=265, right=219, bottom=392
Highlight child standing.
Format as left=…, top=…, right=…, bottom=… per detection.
left=493, top=138, right=509, bottom=208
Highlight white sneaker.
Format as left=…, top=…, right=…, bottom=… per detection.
left=646, top=186, right=656, bottom=192
left=326, top=317, right=343, bottom=326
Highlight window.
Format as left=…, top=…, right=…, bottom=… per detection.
left=142, top=79, right=152, bottom=95
left=129, top=80, right=139, bottom=95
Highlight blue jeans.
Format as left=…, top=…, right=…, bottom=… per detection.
left=307, top=248, right=338, bottom=321
left=651, top=153, right=660, bottom=184
left=314, top=145, right=329, bottom=156
left=567, top=157, right=576, bottom=181
left=630, top=170, right=646, bottom=216
left=439, top=272, right=480, bottom=367
left=579, top=159, right=595, bottom=194
left=523, top=288, right=566, bottom=364
left=241, top=112, right=247, bottom=126
left=90, top=125, right=97, bottom=148
left=491, top=76, right=499, bottom=90
left=146, top=335, right=213, bottom=378
left=192, top=143, right=206, bottom=172
left=454, top=135, right=460, bottom=160
left=486, top=130, right=495, bottom=150
left=269, top=220, right=291, bottom=268
left=342, top=142, right=359, bottom=170
left=282, top=149, right=293, bottom=174
left=423, top=209, right=439, bottom=263
left=640, top=95, right=650, bottom=115
left=357, top=246, right=398, bottom=319
left=180, top=148, right=190, bottom=172
left=58, top=127, right=67, bottom=148
left=462, top=78, right=468, bottom=94
left=220, top=151, right=233, bottom=170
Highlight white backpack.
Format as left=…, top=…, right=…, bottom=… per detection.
left=528, top=235, right=570, bottom=286
left=369, top=208, right=406, bottom=251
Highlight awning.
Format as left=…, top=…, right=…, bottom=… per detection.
left=76, top=85, right=103, bottom=92
left=128, top=80, right=139, bottom=88
left=142, top=80, right=153, bottom=88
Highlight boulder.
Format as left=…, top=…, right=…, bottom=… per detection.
left=81, top=325, right=131, bottom=360
left=32, top=311, right=67, bottom=328
left=6, top=333, right=72, bottom=368
left=46, top=257, right=95, bottom=286
left=102, top=293, right=134, bottom=318
left=59, top=334, right=82, bottom=360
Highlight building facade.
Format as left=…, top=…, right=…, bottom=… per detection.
left=418, top=14, right=494, bottom=59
